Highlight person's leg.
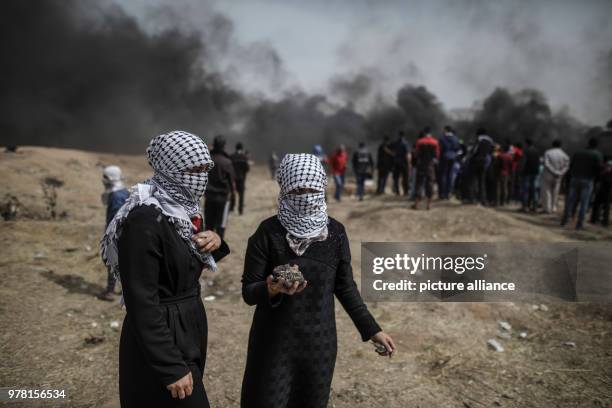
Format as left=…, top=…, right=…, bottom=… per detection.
left=333, top=174, right=342, bottom=201
left=392, top=167, right=400, bottom=195
left=425, top=165, right=434, bottom=209
left=439, top=159, right=448, bottom=199
left=401, top=166, right=409, bottom=196
left=603, top=185, right=611, bottom=227
left=479, top=166, right=488, bottom=205
left=107, top=270, right=117, bottom=293
left=412, top=171, right=424, bottom=209
left=356, top=175, right=364, bottom=200
left=379, top=170, right=388, bottom=194
left=541, top=173, right=552, bottom=213
left=590, top=184, right=602, bottom=224
left=237, top=179, right=246, bottom=215
left=576, top=179, right=593, bottom=229
left=562, top=179, right=578, bottom=225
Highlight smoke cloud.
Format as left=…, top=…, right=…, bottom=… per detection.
left=1, top=0, right=610, bottom=158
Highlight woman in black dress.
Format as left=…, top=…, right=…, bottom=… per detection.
left=101, top=131, right=229, bottom=407
left=241, top=154, right=395, bottom=408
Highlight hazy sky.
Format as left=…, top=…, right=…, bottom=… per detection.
left=119, top=0, right=612, bottom=123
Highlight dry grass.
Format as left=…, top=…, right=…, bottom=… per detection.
left=0, top=147, right=611, bottom=407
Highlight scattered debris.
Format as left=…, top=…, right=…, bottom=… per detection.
left=33, top=252, right=47, bottom=261
left=84, top=335, right=104, bottom=346
left=519, top=331, right=528, bottom=339
left=563, top=341, right=576, bottom=348
left=214, top=290, right=225, bottom=297
left=487, top=339, right=505, bottom=352
left=497, top=332, right=512, bottom=340
left=84, top=245, right=92, bottom=252
left=110, top=321, right=120, bottom=330
left=498, top=321, right=512, bottom=332
left=90, top=322, right=98, bottom=328
left=204, top=295, right=216, bottom=301
left=539, top=304, right=549, bottom=312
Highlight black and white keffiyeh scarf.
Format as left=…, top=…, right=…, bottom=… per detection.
left=276, top=154, right=329, bottom=255
left=100, top=130, right=216, bottom=280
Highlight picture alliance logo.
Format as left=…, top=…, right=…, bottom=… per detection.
left=371, top=253, right=489, bottom=275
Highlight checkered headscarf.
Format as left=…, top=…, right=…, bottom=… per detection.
left=276, top=154, right=328, bottom=242
left=101, top=131, right=216, bottom=280
left=147, top=130, right=214, bottom=214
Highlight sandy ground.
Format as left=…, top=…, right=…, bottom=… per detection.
left=0, top=147, right=611, bottom=408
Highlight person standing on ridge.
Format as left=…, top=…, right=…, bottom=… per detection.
left=352, top=142, right=374, bottom=201
left=540, top=139, right=570, bottom=214
left=329, top=145, right=348, bottom=201
left=438, top=125, right=461, bottom=199
left=391, top=131, right=411, bottom=196
left=230, top=142, right=250, bottom=215
left=376, top=136, right=394, bottom=194
left=205, top=135, right=236, bottom=239
left=98, top=165, right=130, bottom=302
left=412, top=127, right=440, bottom=210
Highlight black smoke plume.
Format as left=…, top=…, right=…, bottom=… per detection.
left=0, top=0, right=242, bottom=152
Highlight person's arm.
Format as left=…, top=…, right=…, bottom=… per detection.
left=334, top=226, right=381, bottom=341
left=241, top=225, right=282, bottom=307
left=118, top=208, right=190, bottom=386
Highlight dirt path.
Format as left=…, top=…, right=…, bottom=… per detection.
left=1, top=147, right=611, bottom=407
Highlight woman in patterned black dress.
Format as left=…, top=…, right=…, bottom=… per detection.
left=240, top=154, right=395, bottom=408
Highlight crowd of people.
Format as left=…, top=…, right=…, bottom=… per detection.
left=301, top=123, right=611, bottom=230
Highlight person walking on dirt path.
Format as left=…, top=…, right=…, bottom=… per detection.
left=438, top=125, right=461, bottom=199
left=269, top=152, right=279, bottom=179
left=97, top=165, right=129, bottom=302
left=376, top=136, right=394, bottom=194
left=205, top=135, right=236, bottom=240
left=352, top=142, right=374, bottom=201
left=496, top=143, right=514, bottom=206
left=519, top=138, right=541, bottom=212
left=100, top=130, right=230, bottom=407
left=230, top=142, right=250, bottom=215
left=561, top=137, right=604, bottom=229
left=540, top=139, right=570, bottom=214
left=590, top=158, right=612, bottom=227
left=466, top=128, right=494, bottom=205
left=240, top=153, right=395, bottom=408
left=412, top=127, right=440, bottom=210
left=329, top=144, right=348, bottom=201
left=391, top=131, right=411, bottom=196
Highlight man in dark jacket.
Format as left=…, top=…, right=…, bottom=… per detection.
left=391, top=131, right=411, bottom=195
left=520, top=138, right=541, bottom=212
left=562, top=137, right=604, bottom=229
left=466, top=128, right=494, bottom=205
left=205, top=135, right=236, bottom=239
left=230, top=142, right=250, bottom=215
left=376, top=136, right=394, bottom=194
left=438, top=125, right=461, bottom=199
left=352, top=142, right=374, bottom=201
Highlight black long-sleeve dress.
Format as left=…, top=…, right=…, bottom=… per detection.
left=117, top=205, right=229, bottom=407
left=241, top=216, right=381, bottom=408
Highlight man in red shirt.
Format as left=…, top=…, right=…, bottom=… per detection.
left=412, top=127, right=440, bottom=210
left=496, top=143, right=514, bottom=206
left=329, top=145, right=348, bottom=201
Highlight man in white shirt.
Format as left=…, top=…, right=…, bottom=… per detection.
left=541, top=139, right=570, bottom=213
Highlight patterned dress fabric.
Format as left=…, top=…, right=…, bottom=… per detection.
left=241, top=216, right=382, bottom=408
